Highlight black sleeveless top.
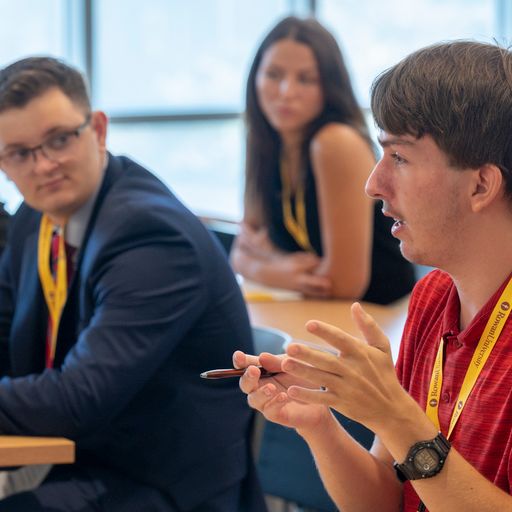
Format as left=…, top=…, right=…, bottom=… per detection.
left=267, top=162, right=416, bottom=304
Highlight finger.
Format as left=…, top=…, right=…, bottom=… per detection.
left=259, top=352, right=286, bottom=372
left=303, top=276, right=332, bottom=290
left=300, top=260, right=323, bottom=273
left=287, top=385, right=334, bottom=407
left=282, top=355, right=348, bottom=391
left=233, top=350, right=260, bottom=369
left=286, top=342, right=342, bottom=375
left=305, top=319, right=363, bottom=355
left=258, top=390, right=295, bottom=423
left=351, top=303, right=392, bottom=356
left=299, top=277, right=332, bottom=298
left=246, top=382, right=279, bottom=411
left=303, top=287, right=331, bottom=299
left=290, top=251, right=319, bottom=263
left=287, top=386, right=343, bottom=414
left=239, top=364, right=274, bottom=394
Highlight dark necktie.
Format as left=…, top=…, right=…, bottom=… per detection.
left=45, top=231, right=76, bottom=368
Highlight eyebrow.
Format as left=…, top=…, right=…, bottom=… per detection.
left=3, top=124, right=77, bottom=150
left=264, top=64, right=319, bottom=74
left=377, top=137, right=416, bottom=148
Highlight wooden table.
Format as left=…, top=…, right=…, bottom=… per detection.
left=247, top=296, right=409, bottom=361
left=0, top=436, right=75, bottom=467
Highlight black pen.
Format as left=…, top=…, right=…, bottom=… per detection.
left=200, top=366, right=278, bottom=379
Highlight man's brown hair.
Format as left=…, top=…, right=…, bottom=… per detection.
left=371, top=40, right=512, bottom=196
left=0, top=56, right=91, bottom=113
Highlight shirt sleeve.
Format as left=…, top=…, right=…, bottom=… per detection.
left=0, top=236, right=208, bottom=437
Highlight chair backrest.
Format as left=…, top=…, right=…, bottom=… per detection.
left=200, top=216, right=239, bottom=255
left=252, top=326, right=290, bottom=355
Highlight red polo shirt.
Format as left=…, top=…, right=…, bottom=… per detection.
left=396, top=269, right=512, bottom=511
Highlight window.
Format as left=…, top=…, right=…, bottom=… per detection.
left=98, top=0, right=293, bottom=220
left=0, top=0, right=69, bottom=63
left=0, top=0, right=80, bottom=212
left=95, top=0, right=291, bottom=113
left=0, top=0, right=509, bottom=219
left=107, top=118, right=244, bottom=219
left=317, top=0, right=498, bottom=107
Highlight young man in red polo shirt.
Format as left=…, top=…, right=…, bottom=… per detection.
left=236, top=40, right=512, bottom=511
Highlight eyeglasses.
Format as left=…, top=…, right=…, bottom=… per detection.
left=0, top=114, right=91, bottom=175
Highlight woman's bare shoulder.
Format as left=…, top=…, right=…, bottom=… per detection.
left=311, top=122, right=370, bottom=151
left=310, top=123, right=375, bottom=174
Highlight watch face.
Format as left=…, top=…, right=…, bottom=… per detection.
left=414, top=448, right=440, bottom=473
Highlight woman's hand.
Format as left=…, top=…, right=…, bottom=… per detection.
left=273, top=251, right=332, bottom=298
left=236, top=223, right=278, bottom=260
left=232, top=224, right=332, bottom=297
left=233, top=350, right=331, bottom=433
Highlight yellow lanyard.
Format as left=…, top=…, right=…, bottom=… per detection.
left=426, top=277, right=512, bottom=438
left=37, top=214, right=68, bottom=367
left=280, top=161, right=314, bottom=253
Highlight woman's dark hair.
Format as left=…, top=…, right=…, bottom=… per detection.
left=0, top=56, right=91, bottom=113
left=244, top=16, right=371, bottom=222
left=371, top=40, right=512, bottom=197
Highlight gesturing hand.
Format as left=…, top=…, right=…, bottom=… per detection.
left=282, top=302, right=405, bottom=431
left=234, top=350, right=331, bottom=432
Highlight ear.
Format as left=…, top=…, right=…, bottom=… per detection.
left=90, top=111, right=108, bottom=152
left=469, top=164, right=504, bottom=213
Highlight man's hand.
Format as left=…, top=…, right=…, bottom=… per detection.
left=280, top=303, right=406, bottom=431
left=233, top=350, right=331, bottom=432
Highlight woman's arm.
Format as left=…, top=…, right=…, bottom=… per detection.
left=310, top=123, right=376, bottom=298
left=230, top=214, right=332, bottom=297
left=231, top=122, right=375, bottom=299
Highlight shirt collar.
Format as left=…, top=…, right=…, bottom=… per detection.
left=442, top=271, right=512, bottom=346
left=65, top=154, right=108, bottom=249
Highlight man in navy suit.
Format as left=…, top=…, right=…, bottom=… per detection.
left=0, top=202, right=8, bottom=255
left=0, top=57, right=265, bottom=511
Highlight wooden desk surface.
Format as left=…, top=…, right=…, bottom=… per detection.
left=247, top=297, right=409, bottom=361
left=0, top=436, right=75, bottom=467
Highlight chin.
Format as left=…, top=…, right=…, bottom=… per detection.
left=399, top=243, right=421, bottom=265
left=401, top=246, right=436, bottom=268
left=41, top=198, right=79, bottom=219
left=271, top=118, right=302, bottom=133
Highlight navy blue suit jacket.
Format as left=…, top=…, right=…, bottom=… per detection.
left=0, top=203, right=8, bottom=256
left=0, top=154, right=264, bottom=510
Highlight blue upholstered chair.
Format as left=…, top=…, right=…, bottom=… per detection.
left=200, top=216, right=238, bottom=255
left=258, top=414, right=374, bottom=511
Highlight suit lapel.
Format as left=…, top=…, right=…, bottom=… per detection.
left=53, top=154, right=122, bottom=366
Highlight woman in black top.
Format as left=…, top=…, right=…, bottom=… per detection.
left=231, top=16, right=415, bottom=303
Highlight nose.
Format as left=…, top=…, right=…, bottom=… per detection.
left=279, top=77, right=298, bottom=97
left=365, top=159, right=387, bottom=200
left=32, top=146, right=58, bottom=174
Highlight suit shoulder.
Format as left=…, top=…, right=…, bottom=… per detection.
left=92, top=156, right=215, bottom=255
